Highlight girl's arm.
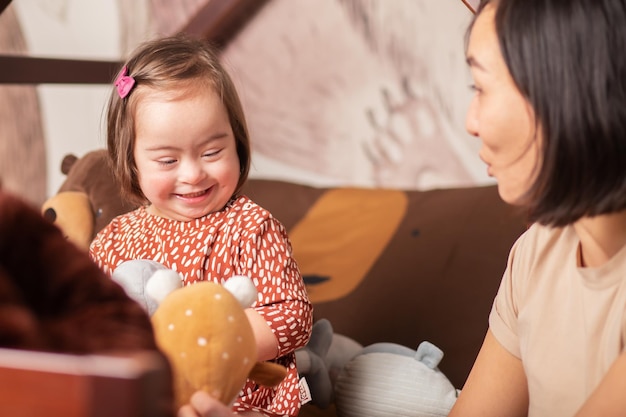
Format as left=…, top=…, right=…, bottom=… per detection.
left=574, top=351, right=626, bottom=417
left=245, top=308, right=279, bottom=361
left=239, top=214, right=313, bottom=359
left=448, top=330, right=529, bottom=417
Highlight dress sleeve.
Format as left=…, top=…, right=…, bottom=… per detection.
left=238, top=216, right=313, bottom=357
left=88, top=223, right=119, bottom=276
left=89, top=229, right=110, bottom=274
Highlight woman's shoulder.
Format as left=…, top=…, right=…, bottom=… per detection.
left=516, top=222, right=575, bottom=247
left=509, top=222, right=577, bottom=269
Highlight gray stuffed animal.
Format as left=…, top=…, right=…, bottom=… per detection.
left=334, top=340, right=459, bottom=417
left=110, top=259, right=182, bottom=316
left=295, top=319, right=363, bottom=408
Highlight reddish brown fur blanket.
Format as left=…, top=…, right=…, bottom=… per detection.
left=0, top=189, right=157, bottom=354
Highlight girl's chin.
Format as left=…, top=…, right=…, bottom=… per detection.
left=176, top=206, right=213, bottom=219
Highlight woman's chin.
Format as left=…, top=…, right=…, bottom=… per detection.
left=496, top=184, right=525, bottom=206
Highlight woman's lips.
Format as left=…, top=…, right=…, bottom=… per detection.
left=478, top=153, right=493, bottom=177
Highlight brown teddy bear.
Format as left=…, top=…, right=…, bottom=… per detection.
left=41, top=149, right=137, bottom=251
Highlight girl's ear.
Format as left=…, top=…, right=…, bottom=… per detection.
left=461, top=0, right=479, bottom=13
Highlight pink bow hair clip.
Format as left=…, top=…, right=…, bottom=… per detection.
left=115, top=66, right=135, bottom=99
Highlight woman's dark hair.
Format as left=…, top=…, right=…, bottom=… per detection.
left=469, top=0, right=626, bottom=226
left=106, top=33, right=251, bottom=206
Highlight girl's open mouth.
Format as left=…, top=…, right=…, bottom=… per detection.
left=178, top=188, right=209, bottom=199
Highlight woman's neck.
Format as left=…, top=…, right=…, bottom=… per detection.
left=573, top=210, right=626, bottom=268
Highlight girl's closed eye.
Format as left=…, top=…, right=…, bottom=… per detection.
left=202, top=149, right=222, bottom=159
left=157, top=158, right=177, bottom=166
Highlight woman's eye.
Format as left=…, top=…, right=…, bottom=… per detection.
left=469, top=84, right=482, bottom=94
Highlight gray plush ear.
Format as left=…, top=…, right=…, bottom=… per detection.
left=111, top=259, right=172, bottom=316
left=415, top=341, right=444, bottom=369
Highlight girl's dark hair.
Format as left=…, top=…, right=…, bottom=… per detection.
left=106, top=33, right=251, bottom=206
left=469, top=0, right=626, bottom=226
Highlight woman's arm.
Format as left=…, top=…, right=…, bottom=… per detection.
left=575, top=351, right=626, bottom=417
left=448, top=330, right=529, bottom=417
left=177, top=392, right=232, bottom=417
left=178, top=391, right=267, bottom=417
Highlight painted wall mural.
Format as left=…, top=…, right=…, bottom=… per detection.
left=0, top=6, right=47, bottom=206
left=220, top=0, right=488, bottom=189
left=1, top=0, right=490, bottom=207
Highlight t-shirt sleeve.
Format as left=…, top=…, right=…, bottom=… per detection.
left=488, top=227, right=533, bottom=359
left=238, top=216, right=313, bottom=357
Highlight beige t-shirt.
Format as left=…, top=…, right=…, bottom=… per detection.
left=489, top=223, right=626, bottom=417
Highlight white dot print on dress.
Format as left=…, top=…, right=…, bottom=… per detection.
left=197, top=337, right=207, bottom=346
left=168, top=323, right=175, bottom=331
left=185, top=309, right=193, bottom=316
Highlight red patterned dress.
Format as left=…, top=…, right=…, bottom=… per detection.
left=90, top=195, right=313, bottom=417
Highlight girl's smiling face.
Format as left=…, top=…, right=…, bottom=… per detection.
left=133, top=85, right=240, bottom=221
left=465, top=4, right=542, bottom=205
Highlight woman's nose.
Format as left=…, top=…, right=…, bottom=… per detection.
left=465, top=97, right=480, bottom=137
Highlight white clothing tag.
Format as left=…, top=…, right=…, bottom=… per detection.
left=299, top=377, right=312, bottom=405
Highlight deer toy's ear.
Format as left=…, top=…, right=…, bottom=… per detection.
left=462, top=0, right=479, bottom=13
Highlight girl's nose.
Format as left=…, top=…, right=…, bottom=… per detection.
left=465, top=96, right=480, bottom=138
left=179, top=160, right=205, bottom=184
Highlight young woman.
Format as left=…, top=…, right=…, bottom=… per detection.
left=449, top=0, right=626, bottom=416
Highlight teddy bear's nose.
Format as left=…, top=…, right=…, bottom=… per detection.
left=43, top=207, right=57, bottom=223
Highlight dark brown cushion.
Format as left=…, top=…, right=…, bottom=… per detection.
left=243, top=179, right=527, bottom=388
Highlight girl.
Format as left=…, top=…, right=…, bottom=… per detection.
left=450, top=0, right=626, bottom=416
left=89, top=34, right=313, bottom=417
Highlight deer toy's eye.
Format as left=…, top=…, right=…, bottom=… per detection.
left=43, top=207, right=57, bottom=223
